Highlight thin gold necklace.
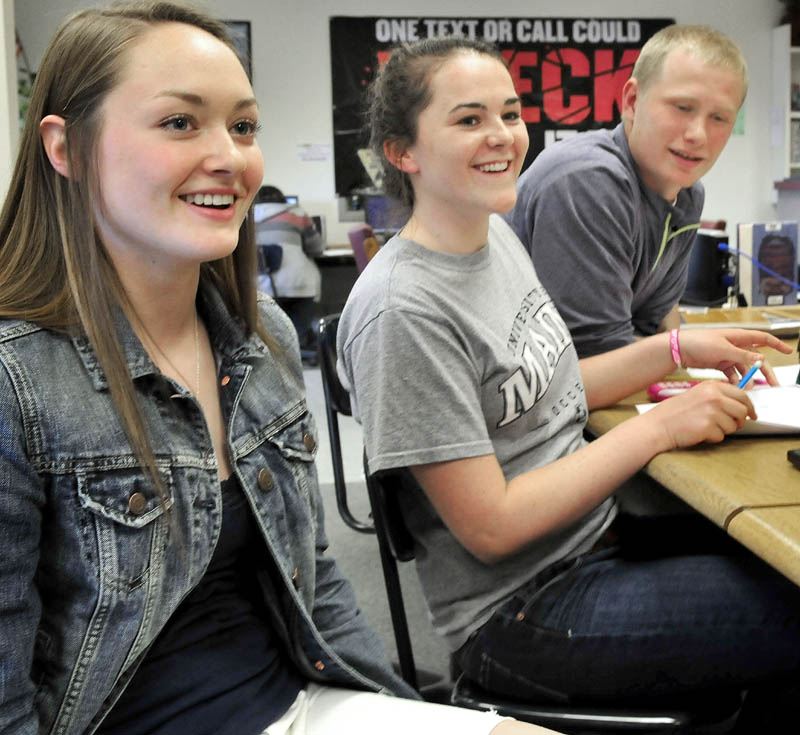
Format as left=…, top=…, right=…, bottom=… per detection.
left=143, top=311, right=200, bottom=399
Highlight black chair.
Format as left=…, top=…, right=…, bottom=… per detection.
left=363, top=467, right=424, bottom=691
left=317, top=314, right=450, bottom=702
left=365, top=466, right=745, bottom=734
left=317, top=313, right=374, bottom=533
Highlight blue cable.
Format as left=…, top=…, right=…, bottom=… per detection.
left=718, top=242, right=800, bottom=291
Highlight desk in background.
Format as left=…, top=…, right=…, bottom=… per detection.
left=316, top=244, right=355, bottom=263
left=586, top=306, right=800, bottom=585
left=679, top=305, right=800, bottom=335
left=315, top=245, right=358, bottom=317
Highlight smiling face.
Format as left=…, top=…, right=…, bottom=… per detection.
left=622, top=47, right=744, bottom=201
left=398, top=51, right=529, bottom=227
left=93, top=21, right=263, bottom=275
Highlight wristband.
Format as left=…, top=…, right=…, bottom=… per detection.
left=669, top=328, right=684, bottom=369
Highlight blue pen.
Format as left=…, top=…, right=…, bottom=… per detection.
left=737, top=360, right=763, bottom=389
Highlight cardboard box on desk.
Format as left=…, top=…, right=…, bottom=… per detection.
left=737, top=221, right=798, bottom=307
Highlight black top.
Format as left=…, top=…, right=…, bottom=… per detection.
left=98, top=476, right=304, bottom=735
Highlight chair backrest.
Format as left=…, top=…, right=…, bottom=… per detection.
left=348, top=223, right=377, bottom=273
left=317, top=314, right=351, bottom=416
left=364, top=466, right=422, bottom=689
left=317, top=314, right=374, bottom=534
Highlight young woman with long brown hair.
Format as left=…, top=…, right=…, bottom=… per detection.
left=0, top=5, right=555, bottom=734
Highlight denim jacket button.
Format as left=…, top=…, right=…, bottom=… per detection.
left=220, top=375, right=231, bottom=387
left=128, top=492, right=147, bottom=516
left=302, top=433, right=315, bottom=452
left=314, top=660, right=325, bottom=671
left=257, top=467, right=275, bottom=491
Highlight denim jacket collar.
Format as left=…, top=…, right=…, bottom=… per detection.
left=71, top=279, right=268, bottom=391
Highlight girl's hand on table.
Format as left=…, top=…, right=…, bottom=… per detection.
left=642, top=379, right=755, bottom=450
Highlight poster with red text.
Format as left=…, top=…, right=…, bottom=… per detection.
left=330, top=16, right=673, bottom=195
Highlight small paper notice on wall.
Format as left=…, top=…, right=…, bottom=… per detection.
left=296, top=143, right=331, bottom=162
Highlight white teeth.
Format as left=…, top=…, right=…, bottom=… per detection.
left=182, top=193, right=235, bottom=206
left=477, top=161, right=509, bottom=173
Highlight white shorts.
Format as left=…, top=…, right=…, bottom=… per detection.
left=261, top=683, right=509, bottom=735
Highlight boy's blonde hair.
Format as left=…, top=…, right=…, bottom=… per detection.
left=632, top=24, right=748, bottom=104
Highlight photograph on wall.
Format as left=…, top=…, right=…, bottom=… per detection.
left=225, top=20, right=252, bottom=80
left=330, top=16, right=674, bottom=196
left=16, top=31, right=35, bottom=129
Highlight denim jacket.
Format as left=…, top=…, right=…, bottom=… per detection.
left=0, top=283, right=413, bottom=735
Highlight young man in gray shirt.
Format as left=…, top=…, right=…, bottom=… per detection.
left=506, top=24, right=747, bottom=358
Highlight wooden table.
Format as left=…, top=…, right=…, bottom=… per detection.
left=586, top=306, right=800, bottom=583
left=727, top=507, right=800, bottom=585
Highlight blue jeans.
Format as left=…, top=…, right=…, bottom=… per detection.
left=455, top=515, right=800, bottom=717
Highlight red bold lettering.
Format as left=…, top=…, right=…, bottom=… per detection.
left=593, top=49, right=639, bottom=122
left=542, top=49, right=590, bottom=125
left=502, top=50, right=540, bottom=123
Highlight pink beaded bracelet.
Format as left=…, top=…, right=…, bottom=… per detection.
left=669, top=328, right=684, bottom=368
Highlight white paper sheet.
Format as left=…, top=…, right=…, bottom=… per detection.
left=637, top=385, right=800, bottom=435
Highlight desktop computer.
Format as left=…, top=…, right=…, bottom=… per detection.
left=681, top=229, right=735, bottom=307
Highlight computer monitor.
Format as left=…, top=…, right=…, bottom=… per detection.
left=284, top=195, right=299, bottom=205
left=681, top=229, right=734, bottom=307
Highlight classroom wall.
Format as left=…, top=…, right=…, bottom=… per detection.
left=11, top=0, right=788, bottom=243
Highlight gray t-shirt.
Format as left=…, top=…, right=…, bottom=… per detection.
left=505, top=124, right=704, bottom=358
left=338, top=215, right=614, bottom=650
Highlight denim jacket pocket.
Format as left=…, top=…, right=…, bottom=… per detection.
left=76, top=466, right=174, bottom=594
left=77, top=466, right=174, bottom=529
left=266, top=411, right=318, bottom=462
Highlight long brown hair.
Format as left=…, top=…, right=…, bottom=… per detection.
left=0, top=1, right=266, bottom=508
